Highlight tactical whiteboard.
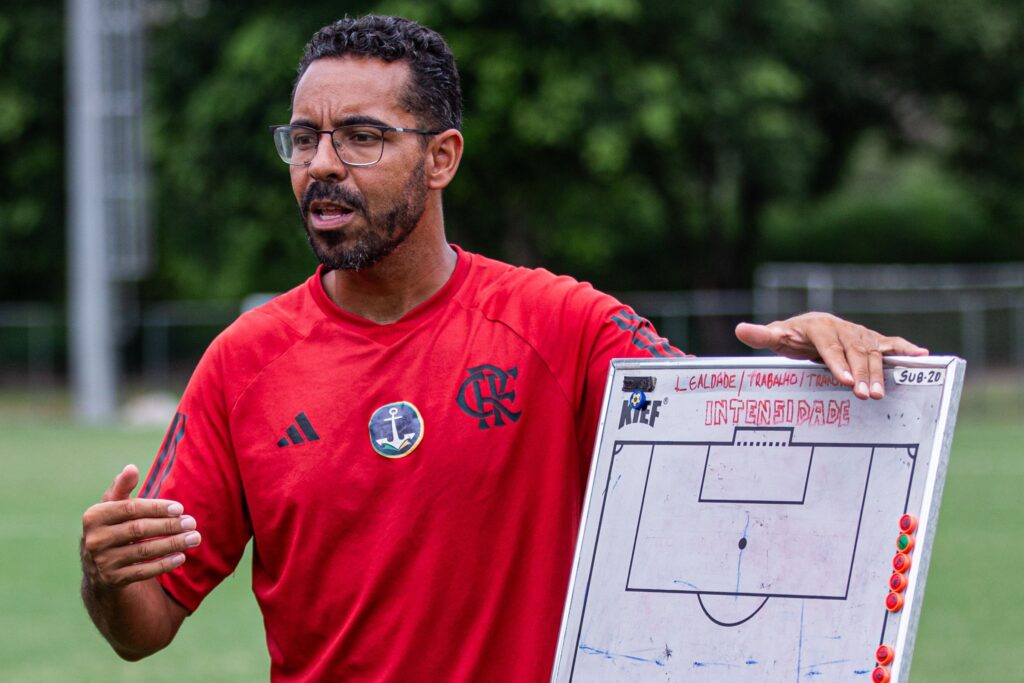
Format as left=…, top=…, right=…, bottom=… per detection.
left=552, top=356, right=964, bottom=683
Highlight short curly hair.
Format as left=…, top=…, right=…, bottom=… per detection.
left=295, top=15, right=462, bottom=132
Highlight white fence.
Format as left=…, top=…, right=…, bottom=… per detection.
left=2, top=263, right=1022, bottom=388
left=755, top=263, right=1024, bottom=368
left=620, top=262, right=1024, bottom=369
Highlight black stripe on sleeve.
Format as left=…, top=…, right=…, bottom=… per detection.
left=142, top=413, right=187, bottom=498
left=611, top=307, right=683, bottom=358
left=635, top=325, right=684, bottom=358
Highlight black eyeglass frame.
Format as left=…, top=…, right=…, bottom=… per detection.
left=269, top=123, right=444, bottom=167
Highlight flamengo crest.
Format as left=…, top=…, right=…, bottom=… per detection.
left=456, top=364, right=522, bottom=429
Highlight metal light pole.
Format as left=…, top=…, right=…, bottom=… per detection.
left=66, top=0, right=149, bottom=423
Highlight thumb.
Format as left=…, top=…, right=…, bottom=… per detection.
left=735, top=322, right=777, bottom=351
left=102, top=464, right=140, bottom=503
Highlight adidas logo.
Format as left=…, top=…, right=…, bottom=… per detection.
left=277, top=412, right=320, bottom=447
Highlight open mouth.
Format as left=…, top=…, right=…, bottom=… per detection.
left=309, top=200, right=357, bottom=230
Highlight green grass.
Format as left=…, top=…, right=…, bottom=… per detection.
left=910, top=417, right=1024, bottom=682
left=0, top=384, right=1021, bottom=681
left=0, top=422, right=268, bottom=682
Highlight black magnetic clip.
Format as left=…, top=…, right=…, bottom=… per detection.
left=623, top=376, right=656, bottom=392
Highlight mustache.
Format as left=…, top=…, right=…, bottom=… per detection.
left=301, top=181, right=367, bottom=218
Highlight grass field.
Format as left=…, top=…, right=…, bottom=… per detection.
left=0, top=383, right=1021, bottom=681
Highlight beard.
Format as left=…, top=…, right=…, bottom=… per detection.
left=300, top=163, right=428, bottom=271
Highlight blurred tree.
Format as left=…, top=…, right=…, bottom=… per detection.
left=3, top=0, right=1023, bottom=307
left=0, top=2, right=65, bottom=302
left=761, top=0, right=1024, bottom=264
left=146, top=0, right=843, bottom=298
left=408, top=0, right=830, bottom=291
left=142, top=2, right=339, bottom=300
left=895, top=0, right=1024, bottom=260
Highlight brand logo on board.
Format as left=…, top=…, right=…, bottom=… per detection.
left=618, top=399, right=663, bottom=429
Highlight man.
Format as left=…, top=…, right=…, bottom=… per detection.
left=80, top=15, right=926, bottom=682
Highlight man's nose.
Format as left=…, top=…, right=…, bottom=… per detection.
left=307, top=132, right=349, bottom=182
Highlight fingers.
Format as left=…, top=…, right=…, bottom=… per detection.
left=738, top=313, right=930, bottom=401
left=102, top=464, right=140, bottom=503
left=81, top=509, right=200, bottom=590
left=734, top=323, right=776, bottom=351
left=881, top=334, right=929, bottom=357
left=736, top=321, right=822, bottom=360
left=87, top=530, right=201, bottom=589
left=88, top=548, right=190, bottom=589
left=87, top=527, right=200, bottom=568
left=867, top=347, right=886, bottom=399
left=83, top=470, right=198, bottom=591
left=85, top=497, right=184, bottom=528
left=84, top=513, right=198, bottom=553
left=811, top=321, right=877, bottom=399
left=844, top=345, right=872, bottom=399
left=837, top=331, right=926, bottom=392
left=811, top=337, right=856, bottom=389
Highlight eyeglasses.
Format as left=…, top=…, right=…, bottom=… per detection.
left=270, top=124, right=442, bottom=167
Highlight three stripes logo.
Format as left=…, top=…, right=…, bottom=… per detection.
left=277, top=412, right=320, bottom=448
left=610, top=308, right=683, bottom=359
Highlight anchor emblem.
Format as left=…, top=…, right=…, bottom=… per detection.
left=368, top=401, right=424, bottom=458
left=376, top=407, right=416, bottom=452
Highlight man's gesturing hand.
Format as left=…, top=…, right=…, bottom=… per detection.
left=735, top=312, right=928, bottom=400
left=81, top=464, right=201, bottom=592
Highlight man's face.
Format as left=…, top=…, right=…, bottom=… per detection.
left=289, top=57, right=429, bottom=271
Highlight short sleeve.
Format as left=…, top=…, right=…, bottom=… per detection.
left=140, top=335, right=252, bottom=612
left=573, top=301, right=687, bottom=486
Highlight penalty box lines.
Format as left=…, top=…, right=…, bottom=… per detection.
left=614, top=431, right=919, bottom=603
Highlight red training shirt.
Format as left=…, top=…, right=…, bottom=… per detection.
left=143, top=246, right=683, bottom=681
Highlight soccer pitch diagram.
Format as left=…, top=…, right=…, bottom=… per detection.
left=552, top=357, right=964, bottom=683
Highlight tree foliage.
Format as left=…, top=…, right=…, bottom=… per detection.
left=0, top=4, right=66, bottom=302
left=2, top=0, right=1023, bottom=305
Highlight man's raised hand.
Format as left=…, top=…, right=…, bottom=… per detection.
left=81, top=464, right=200, bottom=591
left=735, top=312, right=928, bottom=400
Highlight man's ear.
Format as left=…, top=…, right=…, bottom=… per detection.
left=425, top=129, right=464, bottom=190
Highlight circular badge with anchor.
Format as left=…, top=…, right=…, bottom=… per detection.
left=368, top=401, right=424, bottom=458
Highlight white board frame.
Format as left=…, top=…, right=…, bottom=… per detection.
left=552, top=356, right=965, bottom=682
